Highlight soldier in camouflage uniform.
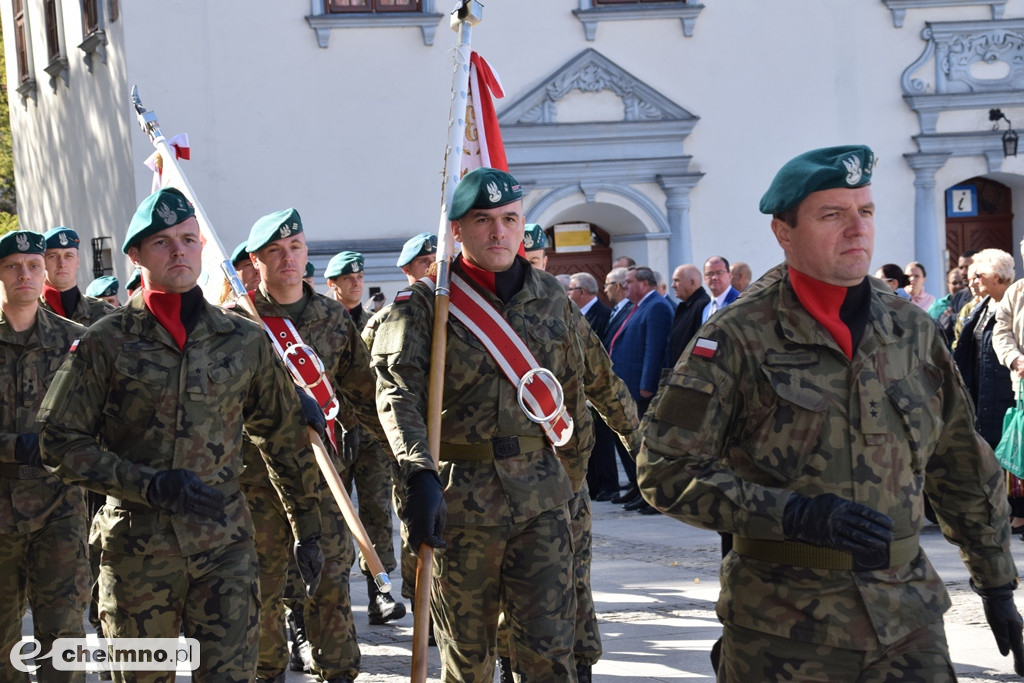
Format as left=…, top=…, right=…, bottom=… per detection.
left=85, top=275, right=121, bottom=307
left=38, top=188, right=325, bottom=683
left=324, top=249, right=406, bottom=625
left=239, top=210, right=388, bottom=683
left=39, top=227, right=115, bottom=325
left=0, top=230, right=89, bottom=683
left=637, top=145, right=1024, bottom=680
left=372, top=167, right=640, bottom=682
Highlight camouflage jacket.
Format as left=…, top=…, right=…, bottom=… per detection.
left=40, top=289, right=115, bottom=326
left=638, top=263, right=1016, bottom=650
left=372, top=256, right=635, bottom=525
left=236, top=282, right=385, bottom=489
left=37, top=293, right=322, bottom=556
left=0, top=306, right=86, bottom=534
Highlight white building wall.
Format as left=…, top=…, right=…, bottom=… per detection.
left=6, top=0, right=1024, bottom=297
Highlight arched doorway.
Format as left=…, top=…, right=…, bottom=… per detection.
left=541, top=223, right=613, bottom=304
left=944, top=176, right=1014, bottom=270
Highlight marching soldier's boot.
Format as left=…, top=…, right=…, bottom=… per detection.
left=576, top=662, right=592, bottom=683
left=366, top=575, right=407, bottom=625
left=497, top=655, right=514, bottom=683
left=287, top=606, right=313, bottom=672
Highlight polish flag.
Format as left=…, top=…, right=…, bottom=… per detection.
left=461, top=52, right=507, bottom=175
left=692, top=338, right=718, bottom=359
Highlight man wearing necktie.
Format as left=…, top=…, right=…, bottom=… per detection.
left=701, top=256, right=741, bottom=323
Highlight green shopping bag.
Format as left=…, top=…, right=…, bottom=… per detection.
left=995, top=384, right=1024, bottom=480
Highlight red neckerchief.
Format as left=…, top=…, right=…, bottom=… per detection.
left=143, top=289, right=187, bottom=350
left=788, top=266, right=854, bottom=359
left=41, top=283, right=65, bottom=317
left=458, top=255, right=497, bottom=295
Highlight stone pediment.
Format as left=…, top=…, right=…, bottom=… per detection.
left=499, top=48, right=696, bottom=126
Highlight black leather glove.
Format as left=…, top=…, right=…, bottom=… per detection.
left=404, top=469, right=447, bottom=551
left=294, top=385, right=327, bottom=444
left=294, top=534, right=325, bottom=598
left=146, top=470, right=225, bottom=518
left=782, top=493, right=894, bottom=571
left=341, top=428, right=360, bottom=465
left=973, top=580, right=1024, bottom=675
left=14, top=433, right=41, bottom=468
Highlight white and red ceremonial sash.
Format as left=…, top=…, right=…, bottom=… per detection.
left=250, top=293, right=340, bottom=450
left=425, top=274, right=574, bottom=447
left=461, top=52, right=507, bottom=175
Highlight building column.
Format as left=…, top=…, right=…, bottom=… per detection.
left=904, top=152, right=952, bottom=299
left=658, top=174, right=703, bottom=269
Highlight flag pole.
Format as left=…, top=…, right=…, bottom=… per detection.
left=130, top=86, right=393, bottom=594
left=413, top=2, right=483, bottom=680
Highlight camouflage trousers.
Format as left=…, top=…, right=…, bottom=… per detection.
left=349, top=426, right=398, bottom=576
left=97, top=537, right=259, bottom=683
left=304, top=477, right=360, bottom=681
left=432, top=504, right=576, bottom=682
left=241, top=482, right=294, bottom=680
left=0, top=513, right=90, bottom=683
left=495, top=485, right=600, bottom=668
left=719, top=620, right=956, bottom=682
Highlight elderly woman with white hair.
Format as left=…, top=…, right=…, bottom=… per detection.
left=962, top=248, right=1022, bottom=535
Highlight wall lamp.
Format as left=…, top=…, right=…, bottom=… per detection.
left=990, top=108, right=1019, bottom=157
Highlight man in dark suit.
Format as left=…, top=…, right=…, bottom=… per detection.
left=608, top=266, right=674, bottom=513
left=666, top=264, right=710, bottom=367
left=568, top=272, right=618, bottom=501
left=602, top=267, right=632, bottom=346
left=701, top=255, right=741, bottom=323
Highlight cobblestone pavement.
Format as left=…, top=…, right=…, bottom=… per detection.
left=22, top=499, right=1024, bottom=681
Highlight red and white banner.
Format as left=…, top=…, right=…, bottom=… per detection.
left=461, top=52, right=507, bottom=176
left=144, top=133, right=190, bottom=193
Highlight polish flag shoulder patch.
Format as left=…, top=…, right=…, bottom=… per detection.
left=69, top=338, right=80, bottom=353
left=692, top=337, right=718, bottom=359
left=394, top=290, right=413, bottom=304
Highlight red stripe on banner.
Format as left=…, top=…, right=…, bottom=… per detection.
left=470, top=52, right=507, bottom=172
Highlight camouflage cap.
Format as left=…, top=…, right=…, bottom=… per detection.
left=448, top=167, right=523, bottom=220
left=397, top=232, right=437, bottom=267
left=325, top=251, right=364, bottom=279
left=230, top=241, right=250, bottom=266
left=523, top=224, right=547, bottom=251
left=122, top=187, right=196, bottom=253
left=126, top=268, right=143, bottom=292
left=305, top=262, right=315, bottom=279
left=248, top=208, right=303, bottom=253
left=759, top=145, right=876, bottom=215
left=85, top=275, right=119, bottom=298
left=43, top=226, right=81, bottom=250
left=0, top=230, right=45, bottom=260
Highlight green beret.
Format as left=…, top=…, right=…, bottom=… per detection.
left=305, top=262, right=315, bottom=279
left=0, top=230, right=45, bottom=260
left=123, top=187, right=195, bottom=253
left=126, top=268, right=142, bottom=292
left=230, top=241, right=250, bottom=266
left=397, top=232, right=437, bottom=267
left=759, top=145, right=876, bottom=215
left=43, top=226, right=80, bottom=250
left=247, top=208, right=303, bottom=253
left=325, top=251, right=364, bottom=279
left=448, top=167, right=523, bottom=220
left=523, top=224, right=546, bottom=251
left=85, top=275, right=119, bottom=298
